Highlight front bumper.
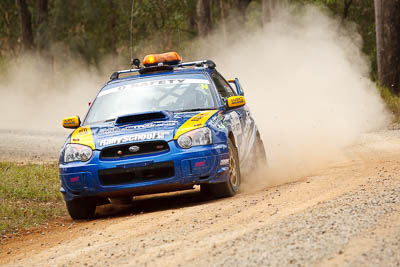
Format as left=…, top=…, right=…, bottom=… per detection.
left=59, top=141, right=229, bottom=201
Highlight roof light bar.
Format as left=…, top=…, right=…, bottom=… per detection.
left=109, top=58, right=216, bottom=81
left=143, top=52, right=182, bottom=67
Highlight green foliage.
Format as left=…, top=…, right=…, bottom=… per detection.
left=378, top=85, right=400, bottom=122
left=0, top=163, right=65, bottom=234
left=0, top=0, right=376, bottom=69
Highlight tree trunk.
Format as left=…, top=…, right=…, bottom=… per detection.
left=262, top=0, right=277, bottom=26
left=108, top=0, right=118, bottom=62
left=343, top=0, right=353, bottom=19
left=375, top=0, right=400, bottom=94
left=188, top=2, right=197, bottom=35
left=36, top=0, right=48, bottom=51
left=36, top=0, right=48, bottom=26
left=196, top=0, right=212, bottom=37
left=237, top=0, right=251, bottom=23
left=16, top=0, right=34, bottom=51
left=220, top=0, right=227, bottom=40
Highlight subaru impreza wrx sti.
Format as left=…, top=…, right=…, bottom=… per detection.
left=60, top=52, right=267, bottom=219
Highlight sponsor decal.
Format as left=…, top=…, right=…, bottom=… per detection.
left=70, top=126, right=95, bottom=150
left=63, top=118, right=77, bottom=125
left=99, top=131, right=170, bottom=147
left=228, top=96, right=246, bottom=107
left=201, top=84, right=209, bottom=90
left=225, top=112, right=243, bottom=155
left=173, top=110, right=219, bottom=139
left=70, top=176, right=79, bottom=182
left=232, top=98, right=244, bottom=104
left=191, top=114, right=207, bottom=122
left=78, top=128, right=88, bottom=134
left=98, top=79, right=210, bottom=97
left=62, top=116, right=80, bottom=128
left=243, top=108, right=254, bottom=143
left=208, top=111, right=225, bottom=129
left=194, top=160, right=206, bottom=168
left=229, top=111, right=242, bottom=136
left=98, top=121, right=178, bottom=135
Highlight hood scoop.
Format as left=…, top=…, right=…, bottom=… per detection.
left=115, top=111, right=168, bottom=125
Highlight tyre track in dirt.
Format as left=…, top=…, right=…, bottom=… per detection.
left=1, top=129, right=400, bottom=266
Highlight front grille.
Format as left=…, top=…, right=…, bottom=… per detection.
left=100, top=141, right=169, bottom=159
left=98, top=161, right=174, bottom=186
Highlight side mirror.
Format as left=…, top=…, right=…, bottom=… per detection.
left=227, top=78, right=244, bottom=96
left=62, top=116, right=81, bottom=129
left=227, top=96, right=246, bottom=108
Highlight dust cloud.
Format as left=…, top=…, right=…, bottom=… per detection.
left=0, top=54, right=109, bottom=132
left=195, top=4, right=389, bottom=188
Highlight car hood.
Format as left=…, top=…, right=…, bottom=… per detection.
left=68, top=110, right=220, bottom=150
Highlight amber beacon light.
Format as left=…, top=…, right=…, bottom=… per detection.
left=143, top=52, right=182, bottom=67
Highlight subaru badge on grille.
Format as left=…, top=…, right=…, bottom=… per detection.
left=129, top=146, right=140, bottom=153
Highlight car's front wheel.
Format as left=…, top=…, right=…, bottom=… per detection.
left=66, top=197, right=96, bottom=219
left=201, top=138, right=240, bottom=198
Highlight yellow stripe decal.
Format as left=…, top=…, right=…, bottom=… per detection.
left=173, top=110, right=219, bottom=139
left=70, top=126, right=95, bottom=150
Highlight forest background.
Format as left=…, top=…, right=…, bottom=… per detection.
left=0, top=0, right=399, bottom=111
left=0, top=1, right=380, bottom=72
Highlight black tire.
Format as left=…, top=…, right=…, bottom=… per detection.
left=201, top=138, right=240, bottom=198
left=253, top=131, right=267, bottom=169
left=66, top=197, right=96, bottom=220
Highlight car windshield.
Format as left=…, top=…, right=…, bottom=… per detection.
left=84, top=74, right=217, bottom=125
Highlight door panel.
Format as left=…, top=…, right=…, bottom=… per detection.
left=212, top=71, right=256, bottom=162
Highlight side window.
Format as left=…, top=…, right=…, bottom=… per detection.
left=212, top=72, right=236, bottom=104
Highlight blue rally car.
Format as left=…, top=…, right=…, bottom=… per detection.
left=60, top=52, right=267, bottom=219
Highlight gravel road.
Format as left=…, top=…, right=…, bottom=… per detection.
left=1, top=129, right=399, bottom=266
left=0, top=129, right=66, bottom=162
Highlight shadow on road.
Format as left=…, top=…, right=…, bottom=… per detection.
left=94, top=188, right=216, bottom=219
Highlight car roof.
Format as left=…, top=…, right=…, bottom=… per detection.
left=105, top=67, right=214, bottom=87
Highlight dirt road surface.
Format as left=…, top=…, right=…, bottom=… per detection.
left=0, top=129, right=66, bottom=162
left=1, top=128, right=400, bottom=266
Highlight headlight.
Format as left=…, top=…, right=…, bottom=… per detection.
left=177, top=127, right=212, bottom=149
left=63, top=144, right=93, bottom=163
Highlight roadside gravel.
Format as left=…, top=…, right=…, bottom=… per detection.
left=0, top=129, right=65, bottom=162
left=194, top=173, right=400, bottom=267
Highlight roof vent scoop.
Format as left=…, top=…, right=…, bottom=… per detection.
left=115, top=111, right=168, bottom=125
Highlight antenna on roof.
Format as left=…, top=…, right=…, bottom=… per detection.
left=129, top=0, right=135, bottom=64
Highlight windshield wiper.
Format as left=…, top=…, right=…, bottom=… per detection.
left=104, top=118, right=115, bottom=122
